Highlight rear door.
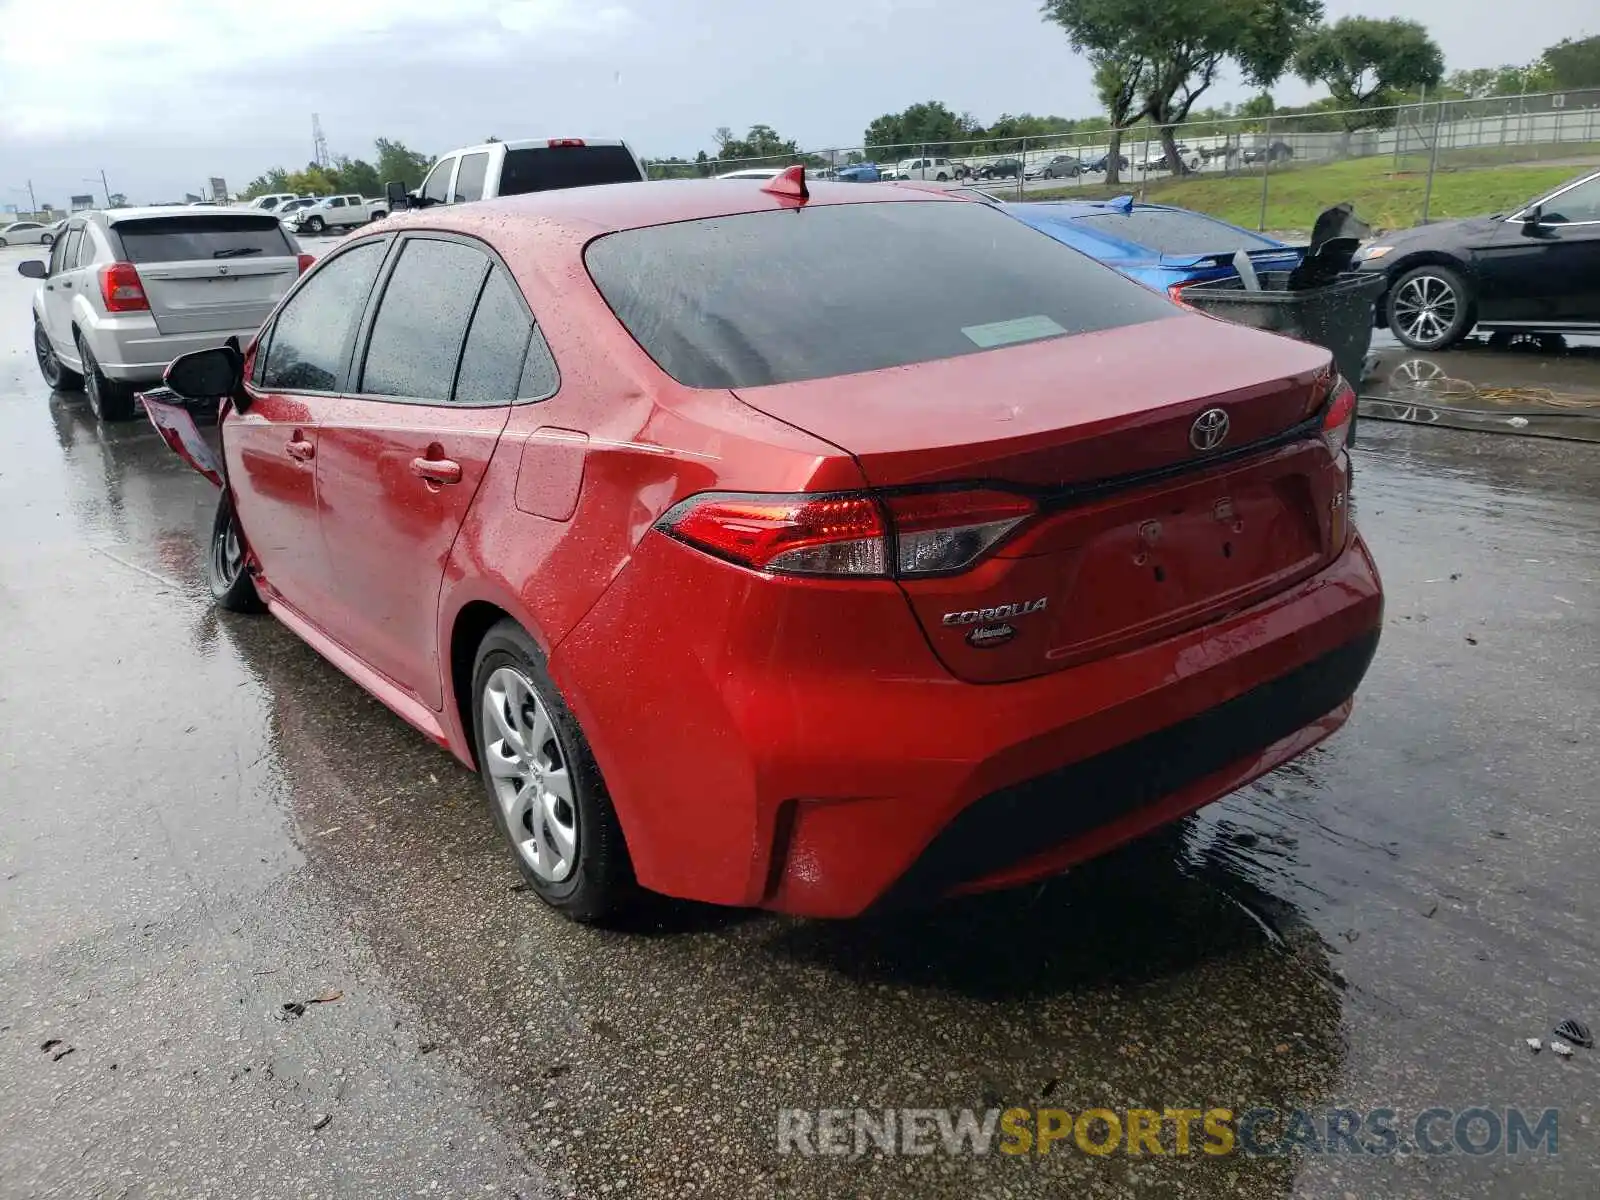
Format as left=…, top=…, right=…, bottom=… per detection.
left=228, top=237, right=390, bottom=614
left=39, top=225, right=81, bottom=354
left=112, top=213, right=300, bottom=334
left=312, top=235, right=526, bottom=708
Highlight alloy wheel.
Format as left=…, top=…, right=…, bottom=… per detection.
left=482, top=666, right=578, bottom=883
left=1392, top=274, right=1459, bottom=347
left=34, top=323, right=60, bottom=388
left=212, top=514, right=244, bottom=588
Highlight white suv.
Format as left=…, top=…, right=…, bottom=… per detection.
left=282, top=194, right=386, bottom=235
left=18, top=207, right=309, bottom=421
left=887, top=157, right=954, bottom=182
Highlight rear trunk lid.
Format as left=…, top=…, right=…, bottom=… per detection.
left=734, top=315, right=1346, bottom=683
left=111, top=214, right=299, bottom=335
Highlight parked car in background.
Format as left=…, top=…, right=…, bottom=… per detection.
left=396, top=138, right=647, bottom=211
left=835, top=162, right=882, bottom=182
left=149, top=175, right=1379, bottom=923
left=1243, top=141, right=1294, bottom=165
left=276, top=197, right=321, bottom=224
left=978, top=158, right=1024, bottom=180
left=1031, top=155, right=1085, bottom=180
left=17, top=207, right=310, bottom=420
left=284, top=194, right=385, bottom=235
left=714, top=168, right=785, bottom=180
left=888, top=157, right=956, bottom=182
left=247, top=193, right=301, bottom=213
left=1136, top=143, right=1200, bottom=173
left=0, top=221, right=57, bottom=246
left=1355, top=167, right=1600, bottom=350
left=1003, top=195, right=1304, bottom=300
left=1084, top=152, right=1130, bottom=173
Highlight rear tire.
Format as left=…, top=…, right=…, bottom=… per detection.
left=1387, top=265, right=1474, bottom=351
left=472, top=620, right=634, bottom=923
left=41, top=233, right=54, bottom=247
left=35, top=316, right=82, bottom=391
left=78, top=336, right=136, bottom=421
left=207, top=491, right=265, bottom=613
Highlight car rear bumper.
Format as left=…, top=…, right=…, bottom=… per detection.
left=554, top=530, right=1383, bottom=918
left=86, top=317, right=265, bottom=381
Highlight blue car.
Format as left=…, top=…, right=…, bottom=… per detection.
left=835, top=162, right=881, bottom=183
left=1002, top=195, right=1304, bottom=300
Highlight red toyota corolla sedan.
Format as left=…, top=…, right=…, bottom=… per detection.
left=156, top=171, right=1381, bottom=922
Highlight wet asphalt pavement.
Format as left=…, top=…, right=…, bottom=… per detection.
left=2, top=244, right=1599, bottom=1199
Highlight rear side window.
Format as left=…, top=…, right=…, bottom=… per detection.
left=116, top=216, right=293, bottom=264
left=1074, top=209, right=1279, bottom=254
left=585, top=201, right=1175, bottom=389
left=261, top=240, right=387, bottom=392
left=361, top=239, right=488, bottom=400
left=454, top=153, right=490, bottom=203
left=453, top=268, right=532, bottom=404
left=61, top=228, right=82, bottom=269
left=74, top=228, right=97, bottom=268
left=498, top=145, right=643, bottom=195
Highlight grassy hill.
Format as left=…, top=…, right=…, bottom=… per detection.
left=1024, top=155, right=1594, bottom=232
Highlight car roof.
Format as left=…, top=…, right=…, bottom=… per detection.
left=374, top=178, right=957, bottom=250
left=446, top=138, right=630, bottom=155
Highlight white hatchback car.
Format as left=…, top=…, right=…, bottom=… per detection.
left=18, top=207, right=309, bottom=420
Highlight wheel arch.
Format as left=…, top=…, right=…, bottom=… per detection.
left=446, top=598, right=520, bottom=771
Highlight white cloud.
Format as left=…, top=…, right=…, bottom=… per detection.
left=0, top=0, right=635, bottom=138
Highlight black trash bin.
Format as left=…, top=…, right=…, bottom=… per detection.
left=1180, top=269, right=1385, bottom=444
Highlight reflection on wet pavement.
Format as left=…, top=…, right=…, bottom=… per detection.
left=2, top=253, right=1599, bottom=1196
left=1363, top=334, right=1600, bottom=441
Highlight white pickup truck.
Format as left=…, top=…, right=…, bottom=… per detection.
left=387, top=138, right=646, bottom=211
left=282, top=194, right=387, bottom=235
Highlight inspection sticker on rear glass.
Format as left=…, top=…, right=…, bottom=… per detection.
left=960, top=315, right=1068, bottom=349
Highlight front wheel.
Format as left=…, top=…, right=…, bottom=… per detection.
left=207, top=491, right=264, bottom=613
left=305, top=216, right=325, bottom=234
left=1388, top=265, right=1474, bottom=351
left=40, top=233, right=54, bottom=247
left=472, top=620, right=634, bottom=922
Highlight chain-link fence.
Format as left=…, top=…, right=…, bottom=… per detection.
left=645, top=88, right=1600, bottom=234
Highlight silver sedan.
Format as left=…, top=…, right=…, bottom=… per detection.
left=0, top=220, right=60, bottom=247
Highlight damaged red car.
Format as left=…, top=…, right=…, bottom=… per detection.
left=147, top=169, right=1382, bottom=922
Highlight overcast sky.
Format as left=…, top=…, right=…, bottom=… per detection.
left=0, top=0, right=1593, bottom=206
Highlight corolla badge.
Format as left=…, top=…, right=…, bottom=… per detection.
left=1190, top=407, right=1230, bottom=451
left=942, top=597, right=1048, bottom=626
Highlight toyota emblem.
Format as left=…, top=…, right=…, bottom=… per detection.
left=1189, top=408, right=1230, bottom=451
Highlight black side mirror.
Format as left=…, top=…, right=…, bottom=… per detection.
left=164, top=345, right=243, bottom=402
left=385, top=180, right=411, bottom=211
left=17, top=259, right=46, bottom=279
left=1521, top=204, right=1543, bottom=230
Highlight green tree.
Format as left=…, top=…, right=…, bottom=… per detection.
left=710, top=124, right=811, bottom=169
left=1239, top=91, right=1275, bottom=120
left=1090, top=52, right=1146, bottom=184
left=335, top=156, right=382, bottom=197
left=862, top=101, right=980, bottom=158
left=1542, top=35, right=1600, bottom=90
left=1042, top=0, right=1323, bottom=175
left=374, top=138, right=434, bottom=189
left=1293, top=17, right=1444, bottom=131
left=241, top=167, right=291, bottom=199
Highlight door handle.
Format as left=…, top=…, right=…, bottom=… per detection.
left=285, top=436, right=315, bottom=461
left=410, top=456, right=462, bottom=485
left=61, top=281, right=73, bottom=289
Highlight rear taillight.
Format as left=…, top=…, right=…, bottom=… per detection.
left=1167, top=280, right=1197, bottom=307
left=657, top=488, right=1036, bottom=578
left=548, top=138, right=587, bottom=148
left=99, top=263, right=148, bottom=313
left=297, top=253, right=315, bottom=275
left=1321, top=375, right=1358, bottom=457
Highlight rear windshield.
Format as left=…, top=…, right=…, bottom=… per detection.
left=584, top=200, right=1175, bottom=388
left=115, top=216, right=294, bottom=264
left=499, top=146, right=643, bottom=195
left=1076, top=209, right=1280, bottom=254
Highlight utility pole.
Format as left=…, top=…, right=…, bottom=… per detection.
left=26, top=179, right=37, bottom=215
left=312, top=114, right=331, bottom=169
left=83, top=172, right=111, bottom=206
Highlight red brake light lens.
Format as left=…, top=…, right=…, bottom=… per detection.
left=548, top=138, right=587, bottom=147
left=658, top=488, right=1036, bottom=578
left=1167, top=280, right=1196, bottom=307
left=1322, top=375, right=1358, bottom=457
left=99, top=263, right=148, bottom=313
left=297, top=253, right=315, bottom=275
